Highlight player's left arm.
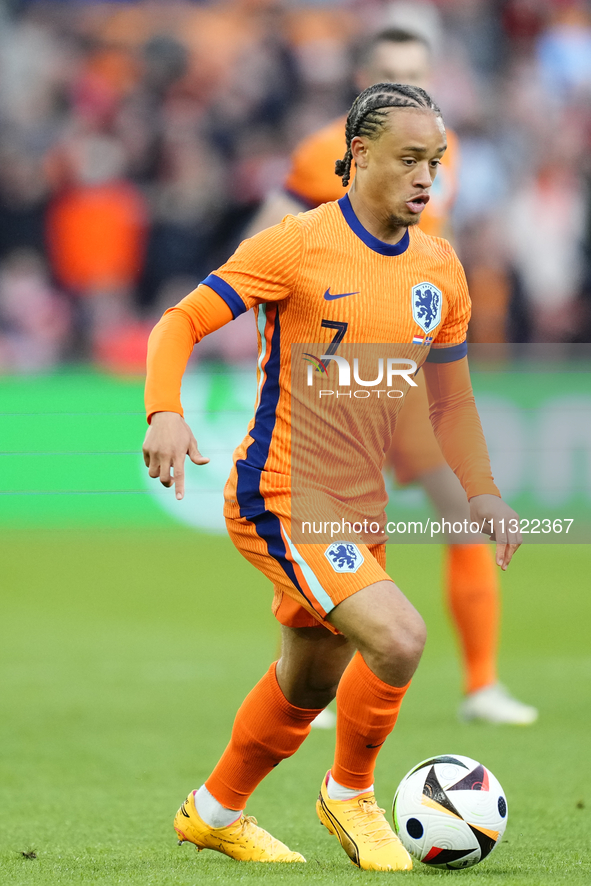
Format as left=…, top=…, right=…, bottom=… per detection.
left=423, top=256, right=520, bottom=570
left=423, top=356, right=520, bottom=570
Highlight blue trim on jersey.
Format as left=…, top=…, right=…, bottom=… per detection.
left=249, top=511, right=317, bottom=612
left=282, top=532, right=335, bottom=615
left=426, top=342, right=468, bottom=363
left=283, top=187, right=317, bottom=211
left=236, top=304, right=281, bottom=516
left=338, top=194, right=410, bottom=256
left=201, top=273, right=247, bottom=318
left=235, top=304, right=331, bottom=617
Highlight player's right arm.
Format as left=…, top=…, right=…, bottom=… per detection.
left=142, top=216, right=301, bottom=499
left=143, top=285, right=234, bottom=500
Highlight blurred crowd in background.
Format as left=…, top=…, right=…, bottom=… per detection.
left=0, top=0, right=590, bottom=373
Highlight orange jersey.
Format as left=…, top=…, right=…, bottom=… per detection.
left=146, top=196, right=498, bottom=536
left=283, top=115, right=459, bottom=238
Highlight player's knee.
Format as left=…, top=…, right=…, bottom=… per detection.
left=400, top=613, right=427, bottom=663
left=370, top=612, right=427, bottom=674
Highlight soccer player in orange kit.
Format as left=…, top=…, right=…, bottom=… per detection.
left=246, top=27, right=537, bottom=727
left=143, top=83, right=521, bottom=870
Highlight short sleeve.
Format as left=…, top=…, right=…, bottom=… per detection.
left=427, top=253, right=471, bottom=364
left=201, top=215, right=302, bottom=314
left=283, top=117, right=348, bottom=208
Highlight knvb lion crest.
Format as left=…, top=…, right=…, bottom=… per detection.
left=412, top=282, right=442, bottom=334
left=325, top=542, right=364, bottom=573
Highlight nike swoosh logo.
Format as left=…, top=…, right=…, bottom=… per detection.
left=366, top=741, right=385, bottom=749
left=324, top=288, right=360, bottom=301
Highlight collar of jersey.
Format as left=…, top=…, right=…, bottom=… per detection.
left=338, top=194, right=410, bottom=256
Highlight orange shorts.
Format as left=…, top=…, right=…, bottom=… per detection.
left=225, top=510, right=388, bottom=633
left=387, top=369, right=446, bottom=486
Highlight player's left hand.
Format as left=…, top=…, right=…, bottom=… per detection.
left=468, top=494, right=521, bottom=571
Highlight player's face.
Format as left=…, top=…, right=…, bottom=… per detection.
left=356, top=40, right=431, bottom=91
left=351, top=108, right=446, bottom=231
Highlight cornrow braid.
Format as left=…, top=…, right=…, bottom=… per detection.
left=335, top=82, right=442, bottom=187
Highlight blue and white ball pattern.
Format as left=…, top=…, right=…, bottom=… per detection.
left=393, top=754, right=508, bottom=869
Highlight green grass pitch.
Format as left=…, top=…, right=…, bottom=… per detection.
left=0, top=530, right=589, bottom=884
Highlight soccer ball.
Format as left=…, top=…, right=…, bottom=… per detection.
left=393, top=754, right=508, bottom=869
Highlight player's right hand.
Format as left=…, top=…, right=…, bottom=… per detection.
left=142, top=411, right=209, bottom=501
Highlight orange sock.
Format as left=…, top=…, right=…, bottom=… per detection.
left=445, top=544, right=499, bottom=694
left=205, top=662, right=322, bottom=810
left=332, top=652, right=410, bottom=791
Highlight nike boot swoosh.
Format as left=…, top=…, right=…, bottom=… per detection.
left=324, top=288, right=360, bottom=301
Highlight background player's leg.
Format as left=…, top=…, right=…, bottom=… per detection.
left=421, top=465, right=537, bottom=724
left=420, top=466, right=498, bottom=692
left=201, top=625, right=352, bottom=820
left=388, top=386, right=503, bottom=703
left=327, top=579, right=426, bottom=793
left=445, top=543, right=499, bottom=693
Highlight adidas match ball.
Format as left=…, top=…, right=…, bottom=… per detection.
left=393, top=754, right=508, bottom=869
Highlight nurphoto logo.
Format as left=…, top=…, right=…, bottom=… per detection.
left=303, top=354, right=418, bottom=399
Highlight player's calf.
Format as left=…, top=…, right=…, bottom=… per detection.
left=276, top=625, right=354, bottom=709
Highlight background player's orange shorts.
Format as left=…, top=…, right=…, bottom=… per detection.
left=387, top=370, right=446, bottom=486
left=225, top=509, right=388, bottom=633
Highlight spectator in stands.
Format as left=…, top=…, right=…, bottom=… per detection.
left=0, top=249, right=71, bottom=371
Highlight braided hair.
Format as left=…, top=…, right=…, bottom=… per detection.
left=335, top=83, right=442, bottom=187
